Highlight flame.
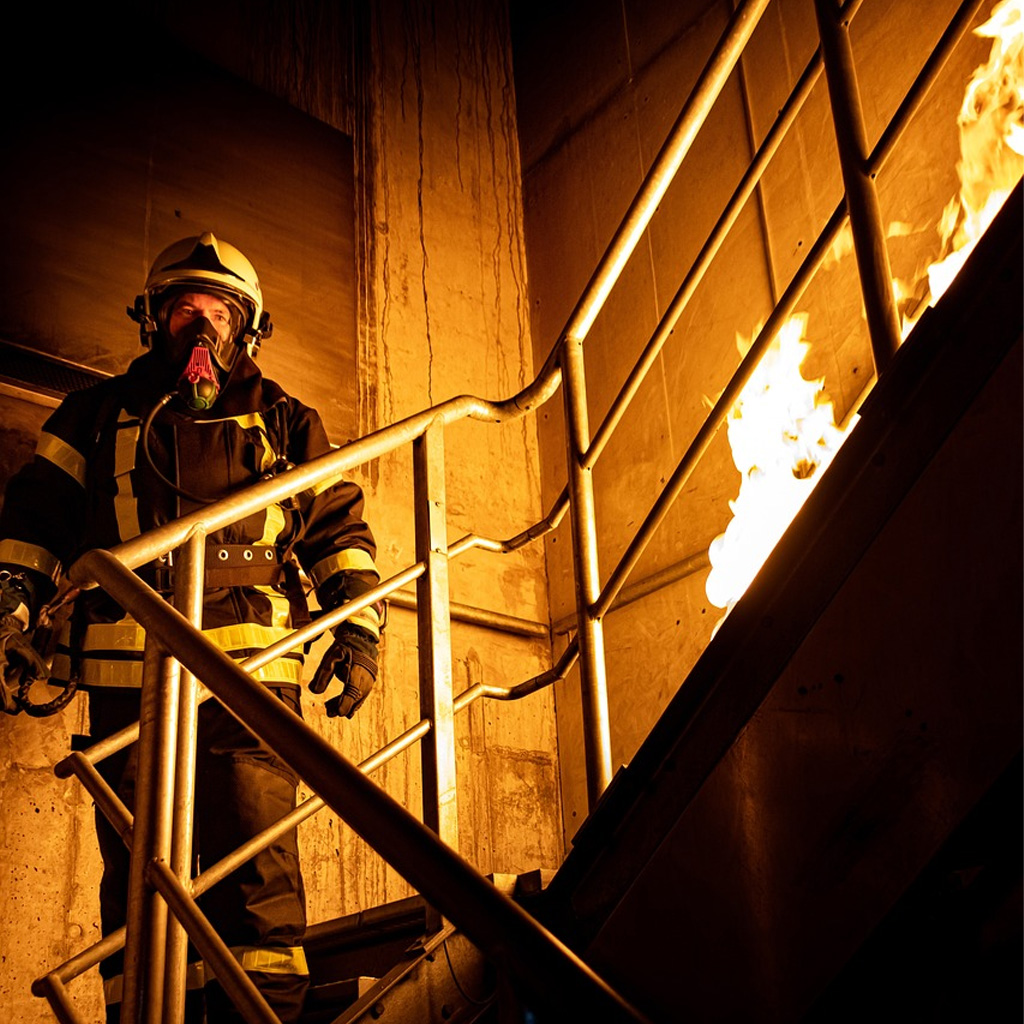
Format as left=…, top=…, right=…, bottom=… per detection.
left=704, top=2, right=1021, bottom=624
left=908, top=0, right=1024, bottom=329
left=705, top=314, right=857, bottom=615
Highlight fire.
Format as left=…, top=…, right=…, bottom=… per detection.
left=706, top=0, right=1022, bottom=620
left=908, top=0, right=1024, bottom=329
left=705, top=314, right=856, bottom=615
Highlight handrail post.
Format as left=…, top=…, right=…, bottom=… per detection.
left=413, top=420, right=459, bottom=930
left=815, top=0, right=902, bottom=372
left=163, top=530, right=205, bottom=1023
left=561, top=337, right=614, bottom=807
left=121, top=636, right=179, bottom=1023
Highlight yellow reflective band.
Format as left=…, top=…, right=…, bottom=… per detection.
left=80, top=656, right=303, bottom=688
left=348, top=605, right=381, bottom=641
left=254, top=585, right=293, bottom=630
left=82, top=621, right=146, bottom=652
left=0, top=538, right=61, bottom=581
left=105, top=948, right=307, bottom=1004
left=82, top=619, right=303, bottom=655
left=36, top=431, right=87, bottom=487
left=114, top=411, right=142, bottom=543
left=81, top=660, right=144, bottom=688
left=248, top=657, right=303, bottom=685
left=221, top=413, right=275, bottom=473
left=309, top=549, right=378, bottom=589
left=259, top=503, right=287, bottom=547
left=229, top=945, right=309, bottom=976
left=205, top=622, right=302, bottom=656
left=309, top=467, right=348, bottom=497
left=79, top=619, right=304, bottom=688
left=80, top=652, right=303, bottom=688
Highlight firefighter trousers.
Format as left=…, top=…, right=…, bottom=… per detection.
left=89, top=685, right=309, bottom=1023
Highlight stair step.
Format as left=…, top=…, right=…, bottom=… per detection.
left=302, top=977, right=378, bottom=1024
left=301, top=875, right=549, bottom=1023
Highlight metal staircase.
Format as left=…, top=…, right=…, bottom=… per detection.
left=301, top=181, right=1022, bottom=1024
left=28, top=0, right=1021, bottom=1020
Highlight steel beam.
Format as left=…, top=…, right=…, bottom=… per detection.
left=414, top=422, right=459, bottom=858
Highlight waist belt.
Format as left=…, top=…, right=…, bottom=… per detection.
left=152, top=544, right=285, bottom=591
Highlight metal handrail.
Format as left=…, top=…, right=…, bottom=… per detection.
left=592, top=0, right=988, bottom=619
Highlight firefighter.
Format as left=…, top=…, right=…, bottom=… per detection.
left=0, top=232, right=383, bottom=1022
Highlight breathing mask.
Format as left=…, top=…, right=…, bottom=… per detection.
left=176, top=316, right=223, bottom=411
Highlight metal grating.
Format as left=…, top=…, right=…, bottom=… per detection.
left=0, top=339, right=110, bottom=398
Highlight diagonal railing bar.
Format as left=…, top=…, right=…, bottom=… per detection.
left=454, top=638, right=581, bottom=711
left=592, top=0, right=989, bottom=620
left=557, top=0, right=773, bottom=347
left=505, top=485, right=571, bottom=547
left=60, top=752, right=135, bottom=846
left=146, top=860, right=279, bottom=1024
left=447, top=485, right=569, bottom=557
left=866, top=0, right=989, bottom=174
left=30, top=975, right=77, bottom=1024
left=72, top=548, right=653, bottom=1023
left=581, top=28, right=833, bottom=472
left=33, top=925, right=128, bottom=1022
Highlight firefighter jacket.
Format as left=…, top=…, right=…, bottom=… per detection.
left=0, top=349, right=380, bottom=691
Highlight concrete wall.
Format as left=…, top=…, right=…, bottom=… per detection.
left=300, top=0, right=561, bottom=922
left=0, top=2, right=559, bottom=1021
left=0, top=394, right=106, bottom=1023
left=510, top=0, right=995, bottom=843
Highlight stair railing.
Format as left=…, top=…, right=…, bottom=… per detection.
left=31, top=0, right=1000, bottom=1019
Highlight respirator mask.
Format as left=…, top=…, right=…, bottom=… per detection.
left=175, top=316, right=226, bottom=411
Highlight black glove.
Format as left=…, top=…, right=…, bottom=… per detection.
left=0, top=613, right=50, bottom=716
left=309, top=624, right=378, bottom=719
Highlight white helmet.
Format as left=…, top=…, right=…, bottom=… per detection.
left=128, top=232, right=273, bottom=368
